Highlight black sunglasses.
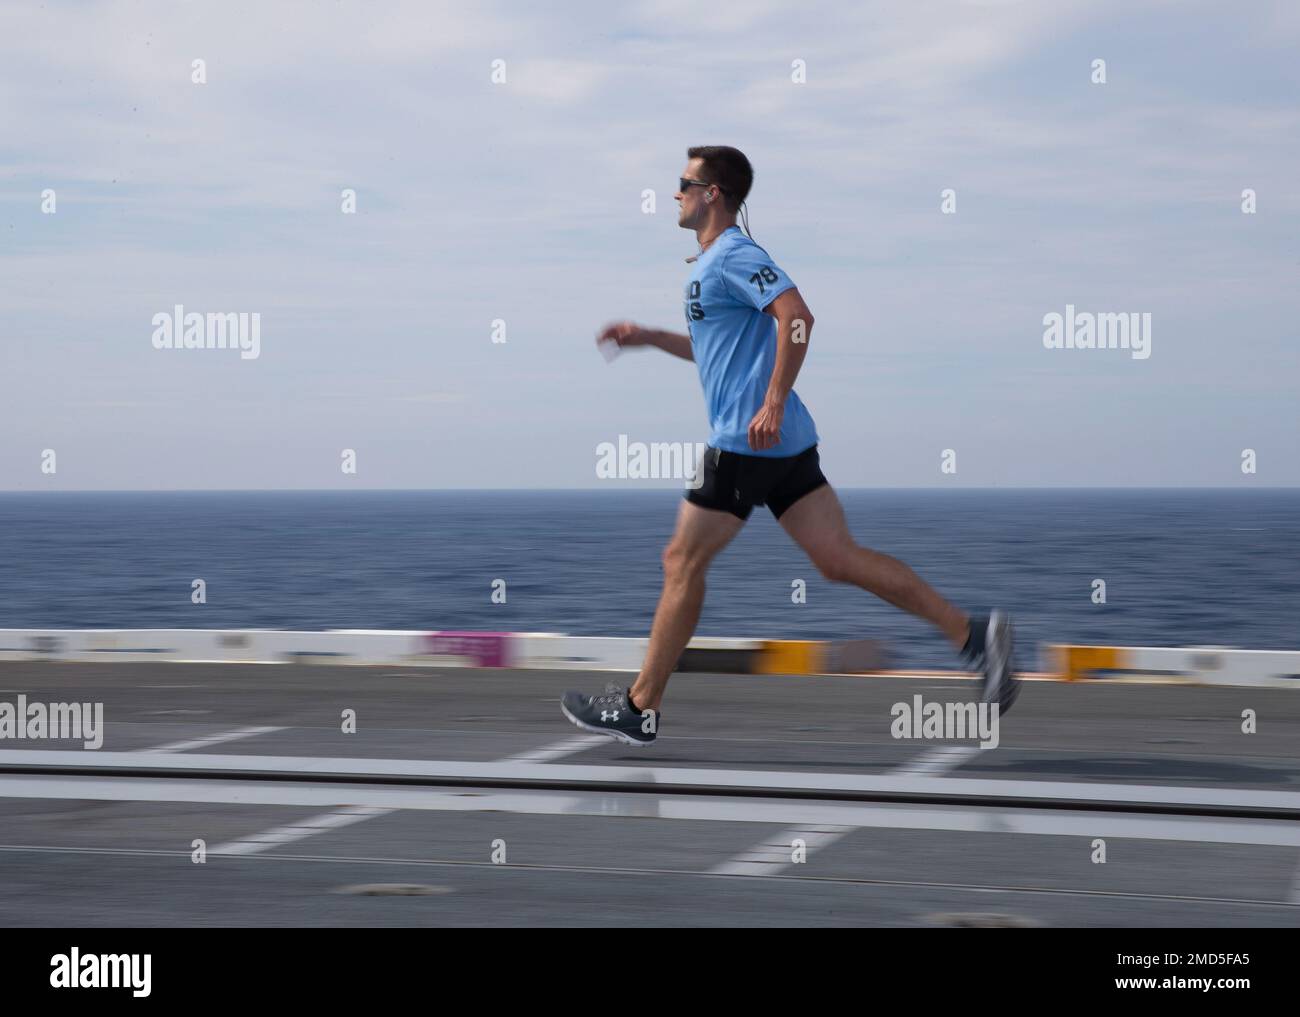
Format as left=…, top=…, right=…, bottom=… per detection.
left=680, top=177, right=724, bottom=195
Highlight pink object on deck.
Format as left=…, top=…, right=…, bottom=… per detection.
left=423, top=631, right=510, bottom=668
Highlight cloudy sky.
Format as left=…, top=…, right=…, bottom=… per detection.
left=2, top=0, right=1296, bottom=490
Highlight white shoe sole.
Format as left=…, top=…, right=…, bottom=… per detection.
left=983, top=611, right=1019, bottom=706
left=560, top=702, right=656, bottom=747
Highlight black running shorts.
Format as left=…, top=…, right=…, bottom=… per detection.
left=686, top=444, right=829, bottom=521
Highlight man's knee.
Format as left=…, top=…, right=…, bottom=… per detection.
left=810, top=545, right=853, bottom=584
left=663, top=540, right=708, bottom=582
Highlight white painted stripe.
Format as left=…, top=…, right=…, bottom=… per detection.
left=6, top=750, right=1298, bottom=814
left=711, top=824, right=853, bottom=876
left=890, top=746, right=981, bottom=776
left=4, top=775, right=1300, bottom=848
left=142, top=726, right=284, bottom=754
left=499, top=734, right=608, bottom=765
left=146, top=710, right=211, bottom=716
left=210, top=805, right=394, bottom=856
left=190, top=730, right=607, bottom=858
left=149, top=729, right=608, bottom=856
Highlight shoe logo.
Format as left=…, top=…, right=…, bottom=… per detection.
left=600, top=710, right=620, bottom=722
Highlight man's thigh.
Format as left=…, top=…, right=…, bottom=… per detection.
left=666, top=497, right=746, bottom=566
left=776, top=483, right=854, bottom=562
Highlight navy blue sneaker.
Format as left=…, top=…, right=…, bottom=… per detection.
left=560, top=683, right=658, bottom=746
left=964, top=611, right=1020, bottom=716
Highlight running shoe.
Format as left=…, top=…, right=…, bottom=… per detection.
left=560, top=683, right=658, bottom=746
left=965, top=610, right=1020, bottom=715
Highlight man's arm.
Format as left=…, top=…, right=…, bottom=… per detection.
left=748, top=288, right=814, bottom=450
left=646, top=329, right=694, bottom=361
left=597, top=321, right=694, bottom=362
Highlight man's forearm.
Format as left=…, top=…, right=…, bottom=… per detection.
left=648, top=329, right=694, bottom=361
left=764, top=316, right=811, bottom=403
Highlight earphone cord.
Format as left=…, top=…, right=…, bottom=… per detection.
left=738, top=200, right=755, bottom=243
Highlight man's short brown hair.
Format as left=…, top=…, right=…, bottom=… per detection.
left=687, top=146, right=753, bottom=213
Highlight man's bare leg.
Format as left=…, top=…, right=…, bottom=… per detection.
left=778, top=485, right=969, bottom=650
left=629, top=500, right=745, bottom=713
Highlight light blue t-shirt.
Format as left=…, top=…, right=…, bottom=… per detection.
left=683, top=226, right=818, bottom=458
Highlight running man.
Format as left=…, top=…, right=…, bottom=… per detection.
left=562, top=145, right=1019, bottom=745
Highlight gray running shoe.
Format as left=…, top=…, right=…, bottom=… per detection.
left=560, top=683, right=658, bottom=746
left=979, top=610, right=1020, bottom=715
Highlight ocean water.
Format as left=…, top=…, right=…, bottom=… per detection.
left=0, top=490, right=1296, bottom=669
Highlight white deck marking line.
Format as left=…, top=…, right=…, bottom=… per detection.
left=890, top=746, right=981, bottom=776
left=209, top=804, right=395, bottom=856
left=146, top=710, right=211, bottom=716
left=711, top=824, right=854, bottom=876
left=142, top=726, right=285, bottom=754
left=8, top=750, right=1298, bottom=814
left=717, top=743, right=977, bottom=879
left=146, top=723, right=388, bottom=862
left=209, top=734, right=610, bottom=856
left=154, top=730, right=606, bottom=855
left=499, top=734, right=609, bottom=764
